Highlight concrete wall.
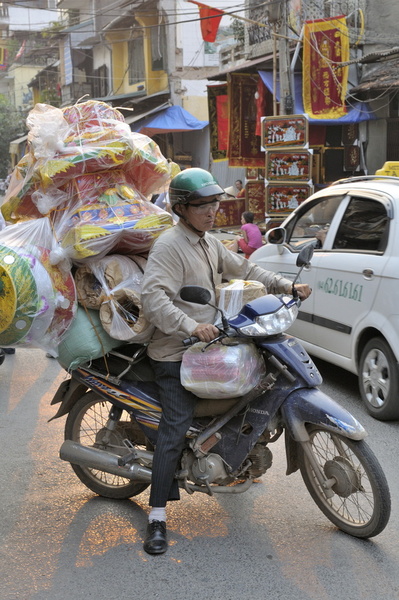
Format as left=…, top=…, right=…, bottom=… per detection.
left=364, top=97, right=389, bottom=174
left=364, top=0, right=399, bottom=52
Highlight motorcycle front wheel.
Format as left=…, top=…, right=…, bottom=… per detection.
left=64, top=391, right=152, bottom=500
left=298, top=427, right=390, bottom=538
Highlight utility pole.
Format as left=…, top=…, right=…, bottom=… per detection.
left=277, top=0, right=293, bottom=115
left=268, top=0, right=293, bottom=116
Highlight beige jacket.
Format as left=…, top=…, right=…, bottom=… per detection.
left=141, top=222, right=293, bottom=361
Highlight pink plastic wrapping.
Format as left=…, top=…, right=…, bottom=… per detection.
left=181, top=342, right=266, bottom=399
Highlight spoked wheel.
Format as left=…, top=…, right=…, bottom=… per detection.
left=299, top=427, right=391, bottom=538
left=65, top=391, right=152, bottom=499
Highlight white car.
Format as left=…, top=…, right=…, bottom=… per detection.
left=251, top=175, right=399, bottom=421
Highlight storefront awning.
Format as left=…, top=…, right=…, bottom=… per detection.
left=124, top=102, right=171, bottom=125
left=131, top=105, right=208, bottom=136
left=258, top=71, right=376, bottom=124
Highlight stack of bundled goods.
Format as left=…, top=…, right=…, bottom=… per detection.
left=0, top=99, right=178, bottom=365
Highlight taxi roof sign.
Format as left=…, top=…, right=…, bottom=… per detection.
left=375, top=162, right=399, bottom=176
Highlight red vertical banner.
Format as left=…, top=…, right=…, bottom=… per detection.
left=246, top=180, right=265, bottom=222
left=208, top=84, right=228, bottom=161
left=216, top=94, right=228, bottom=151
left=303, top=16, right=349, bottom=119
left=227, top=73, right=264, bottom=167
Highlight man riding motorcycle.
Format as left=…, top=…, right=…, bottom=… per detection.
left=140, top=167, right=312, bottom=554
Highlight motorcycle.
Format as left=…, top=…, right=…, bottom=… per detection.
left=52, top=245, right=391, bottom=538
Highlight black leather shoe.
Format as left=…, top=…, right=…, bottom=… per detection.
left=143, top=520, right=168, bottom=554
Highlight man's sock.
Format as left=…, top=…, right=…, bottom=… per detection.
left=148, top=507, right=166, bottom=523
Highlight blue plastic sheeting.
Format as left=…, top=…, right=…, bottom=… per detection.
left=258, top=71, right=376, bottom=124
left=131, top=105, right=209, bottom=135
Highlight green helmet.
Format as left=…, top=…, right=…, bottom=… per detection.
left=169, top=168, right=224, bottom=209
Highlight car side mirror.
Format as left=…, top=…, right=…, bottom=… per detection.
left=266, top=227, right=286, bottom=245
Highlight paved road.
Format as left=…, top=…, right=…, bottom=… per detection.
left=1, top=349, right=399, bottom=600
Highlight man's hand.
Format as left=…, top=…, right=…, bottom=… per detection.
left=192, top=323, right=219, bottom=342
left=294, top=283, right=312, bottom=300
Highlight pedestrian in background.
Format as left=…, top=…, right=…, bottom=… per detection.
left=235, top=179, right=246, bottom=198
left=226, top=211, right=263, bottom=258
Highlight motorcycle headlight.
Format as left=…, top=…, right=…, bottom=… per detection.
left=238, top=301, right=299, bottom=336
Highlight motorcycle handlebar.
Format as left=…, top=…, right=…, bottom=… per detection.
left=183, top=335, right=200, bottom=346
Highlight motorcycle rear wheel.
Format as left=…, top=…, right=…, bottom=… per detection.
left=64, top=392, right=152, bottom=500
left=299, top=426, right=390, bottom=538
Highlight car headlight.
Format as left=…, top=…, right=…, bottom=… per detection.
left=238, top=302, right=299, bottom=336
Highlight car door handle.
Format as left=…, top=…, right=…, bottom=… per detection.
left=363, top=268, right=374, bottom=279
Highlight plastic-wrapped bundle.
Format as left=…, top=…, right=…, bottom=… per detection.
left=1, top=102, right=179, bottom=230
left=32, top=104, right=134, bottom=189
left=0, top=218, right=76, bottom=352
left=74, top=253, right=153, bottom=342
left=124, top=132, right=179, bottom=198
left=55, top=190, right=173, bottom=262
left=216, top=280, right=266, bottom=320
left=75, top=253, right=144, bottom=309
left=181, top=342, right=266, bottom=399
left=62, top=100, right=126, bottom=129
left=59, top=169, right=132, bottom=209
left=1, top=153, right=42, bottom=223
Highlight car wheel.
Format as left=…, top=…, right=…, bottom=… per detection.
left=359, top=337, right=399, bottom=421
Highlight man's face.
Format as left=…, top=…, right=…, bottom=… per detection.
left=235, top=180, right=243, bottom=191
left=180, top=195, right=220, bottom=233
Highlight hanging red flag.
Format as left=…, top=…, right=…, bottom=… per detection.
left=188, top=0, right=224, bottom=43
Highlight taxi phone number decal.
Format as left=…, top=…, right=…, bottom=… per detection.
left=317, top=278, right=363, bottom=302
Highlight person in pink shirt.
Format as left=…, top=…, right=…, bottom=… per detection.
left=227, top=211, right=263, bottom=258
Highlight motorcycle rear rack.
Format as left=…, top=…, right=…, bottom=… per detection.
left=80, top=345, right=150, bottom=386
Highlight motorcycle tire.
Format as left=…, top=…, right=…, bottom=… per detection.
left=64, top=391, right=152, bottom=500
left=298, top=426, right=391, bottom=538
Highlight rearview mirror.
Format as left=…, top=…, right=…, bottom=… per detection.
left=180, top=285, right=211, bottom=305
left=296, top=244, right=314, bottom=267
left=266, top=227, right=286, bottom=245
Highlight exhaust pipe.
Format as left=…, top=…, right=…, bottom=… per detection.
left=60, top=440, right=152, bottom=483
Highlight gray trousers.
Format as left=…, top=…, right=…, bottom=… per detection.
left=149, top=359, right=198, bottom=507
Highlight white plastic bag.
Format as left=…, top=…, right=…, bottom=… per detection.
left=181, top=342, right=266, bottom=399
left=217, top=280, right=266, bottom=320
